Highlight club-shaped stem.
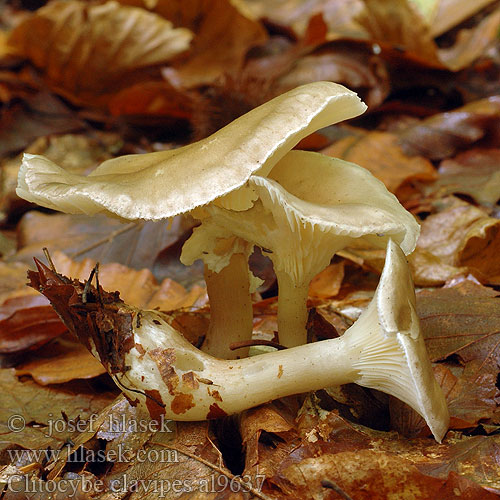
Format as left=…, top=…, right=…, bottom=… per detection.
left=203, top=253, right=253, bottom=359
left=275, top=270, right=310, bottom=347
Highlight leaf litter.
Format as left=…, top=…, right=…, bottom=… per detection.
left=0, top=0, right=499, bottom=498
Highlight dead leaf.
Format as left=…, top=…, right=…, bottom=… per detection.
left=322, top=130, right=437, bottom=193
left=109, top=80, right=194, bottom=121
left=276, top=45, right=390, bottom=108
left=15, top=337, right=106, bottom=385
left=417, top=279, right=500, bottom=367
left=398, top=96, right=500, bottom=160
left=44, top=252, right=207, bottom=311
left=0, top=92, right=85, bottom=158
left=122, top=0, right=267, bottom=88
left=412, top=199, right=500, bottom=284
left=241, top=0, right=366, bottom=39
left=438, top=7, right=500, bottom=71
left=8, top=0, right=193, bottom=107
left=434, top=362, right=499, bottom=429
left=431, top=0, right=497, bottom=36
left=308, top=261, right=344, bottom=299
left=357, top=0, right=441, bottom=66
left=15, top=212, right=191, bottom=282
left=0, top=368, right=116, bottom=455
left=417, top=434, right=500, bottom=493
left=357, top=0, right=500, bottom=71
left=0, top=295, right=66, bottom=354
left=430, top=149, right=500, bottom=207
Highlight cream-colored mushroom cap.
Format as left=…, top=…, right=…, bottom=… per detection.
left=181, top=149, right=420, bottom=347
left=16, top=82, right=366, bottom=220
left=187, top=150, right=419, bottom=278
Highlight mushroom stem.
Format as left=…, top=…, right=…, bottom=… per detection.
left=203, top=253, right=253, bottom=359
left=105, top=294, right=446, bottom=440
left=31, top=239, right=448, bottom=442
left=275, top=270, right=310, bottom=347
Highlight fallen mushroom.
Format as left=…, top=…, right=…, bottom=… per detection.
left=182, top=149, right=420, bottom=347
left=30, top=239, right=449, bottom=441
left=16, top=81, right=367, bottom=358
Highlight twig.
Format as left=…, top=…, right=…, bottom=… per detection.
left=153, top=443, right=272, bottom=500
left=321, top=479, right=353, bottom=500
left=42, top=247, right=57, bottom=272
left=70, top=221, right=138, bottom=259
left=82, top=264, right=98, bottom=304
left=230, top=339, right=287, bottom=351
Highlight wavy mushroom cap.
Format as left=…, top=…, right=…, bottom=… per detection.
left=17, top=81, right=366, bottom=220
left=188, top=150, right=420, bottom=283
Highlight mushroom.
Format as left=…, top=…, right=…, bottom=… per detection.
left=182, top=149, right=420, bottom=347
left=16, top=81, right=367, bottom=358
left=31, top=239, right=449, bottom=441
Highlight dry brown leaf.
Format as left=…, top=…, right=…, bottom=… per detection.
left=48, top=252, right=207, bottom=311
left=0, top=295, right=66, bottom=354
left=358, top=0, right=441, bottom=65
left=438, top=7, right=500, bottom=71
left=276, top=46, right=390, bottom=108
left=15, top=212, right=190, bottom=282
left=417, top=278, right=500, bottom=368
left=434, top=362, right=499, bottom=429
left=427, top=149, right=500, bottom=207
left=357, top=0, right=500, bottom=71
left=322, top=130, right=437, bottom=193
left=431, top=0, right=497, bottom=36
left=1, top=133, right=121, bottom=219
left=109, top=81, right=194, bottom=121
left=8, top=0, right=193, bottom=106
left=15, top=337, right=106, bottom=385
left=121, top=0, right=267, bottom=88
left=398, top=96, right=500, bottom=160
left=241, top=0, right=366, bottom=39
left=0, top=92, right=85, bottom=158
left=308, top=261, right=344, bottom=299
left=412, top=199, right=500, bottom=284
left=0, top=368, right=116, bottom=454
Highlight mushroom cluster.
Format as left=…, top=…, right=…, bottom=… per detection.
left=32, top=239, right=449, bottom=441
left=17, top=81, right=418, bottom=356
left=17, top=81, right=449, bottom=440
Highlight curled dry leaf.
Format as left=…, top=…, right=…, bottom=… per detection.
left=241, top=0, right=366, bottom=39
left=412, top=199, right=500, bottom=285
left=0, top=295, right=66, bottom=354
left=398, top=96, right=500, bottom=160
left=276, top=46, right=390, bottom=108
left=357, top=0, right=500, bottom=71
left=120, top=0, right=267, bottom=88
left=427, top=148, right=500, bottom=207
left=0, top=92, right=85, bottom=159
left=7, top=0, right=193, bottom=107
left=15, top=337, right=106, bottom=385
left=416, top=278, right=500, bottom=368
left=322, top=130, right=437, bottom=194
left=0, top=368, right=115, bottom=454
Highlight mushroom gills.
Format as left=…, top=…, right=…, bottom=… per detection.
left=110, top=243, right=448, bottom=441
